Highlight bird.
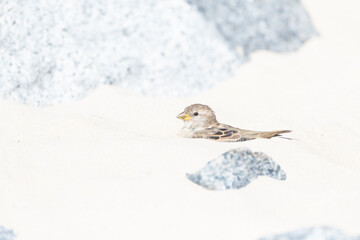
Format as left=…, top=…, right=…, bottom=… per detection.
left=177, top=104, right=291, bottom=142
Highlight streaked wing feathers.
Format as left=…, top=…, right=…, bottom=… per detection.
left=200, top=125, right=243, bottom=142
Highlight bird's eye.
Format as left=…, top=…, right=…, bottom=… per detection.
left=194, top=112, right=199, bottom=116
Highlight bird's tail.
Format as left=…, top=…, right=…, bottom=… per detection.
left=258, top=130, right=291, bottom=139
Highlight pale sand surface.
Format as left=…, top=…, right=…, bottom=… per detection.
left=1, top=0, right=360, bottom=239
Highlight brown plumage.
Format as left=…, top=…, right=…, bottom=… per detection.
left=177, top=104, right=291, bottom=142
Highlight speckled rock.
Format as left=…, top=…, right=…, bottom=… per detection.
left=187, top=148, right=286, bottom=190
left=259, top=226, right=360, bottom=240
left=0, top=0, right=239, bottom=106
left=0, top=0, right=316, bottom=106
left=0, top=226, right=15, bottom=240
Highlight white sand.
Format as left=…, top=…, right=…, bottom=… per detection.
left=1, top=0, right=360, bottom=239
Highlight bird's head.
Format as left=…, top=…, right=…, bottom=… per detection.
left=177, top=104, right=217, bottom=129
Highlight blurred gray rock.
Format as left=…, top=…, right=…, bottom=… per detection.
left=0, top=0, right=316, bottom=106
left=259, top=226, right=360, bottom=240
left=0, top=226, right=15, bottom=240
left=186, top=0, right=318, bottom=55
left=187, top=148, right=286, bottom=190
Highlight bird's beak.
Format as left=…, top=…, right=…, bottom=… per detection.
left=177, top=112, right=192, bottom=121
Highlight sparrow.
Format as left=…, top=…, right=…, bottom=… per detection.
left=177, top=104, right=291, bottom=142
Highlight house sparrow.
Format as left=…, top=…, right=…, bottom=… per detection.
left=177, top=104, right=291, bottom=142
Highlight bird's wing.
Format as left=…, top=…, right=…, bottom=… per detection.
left=192, top=123, right=291, bottom=142
left=193, top=124, right=244, bottom=142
